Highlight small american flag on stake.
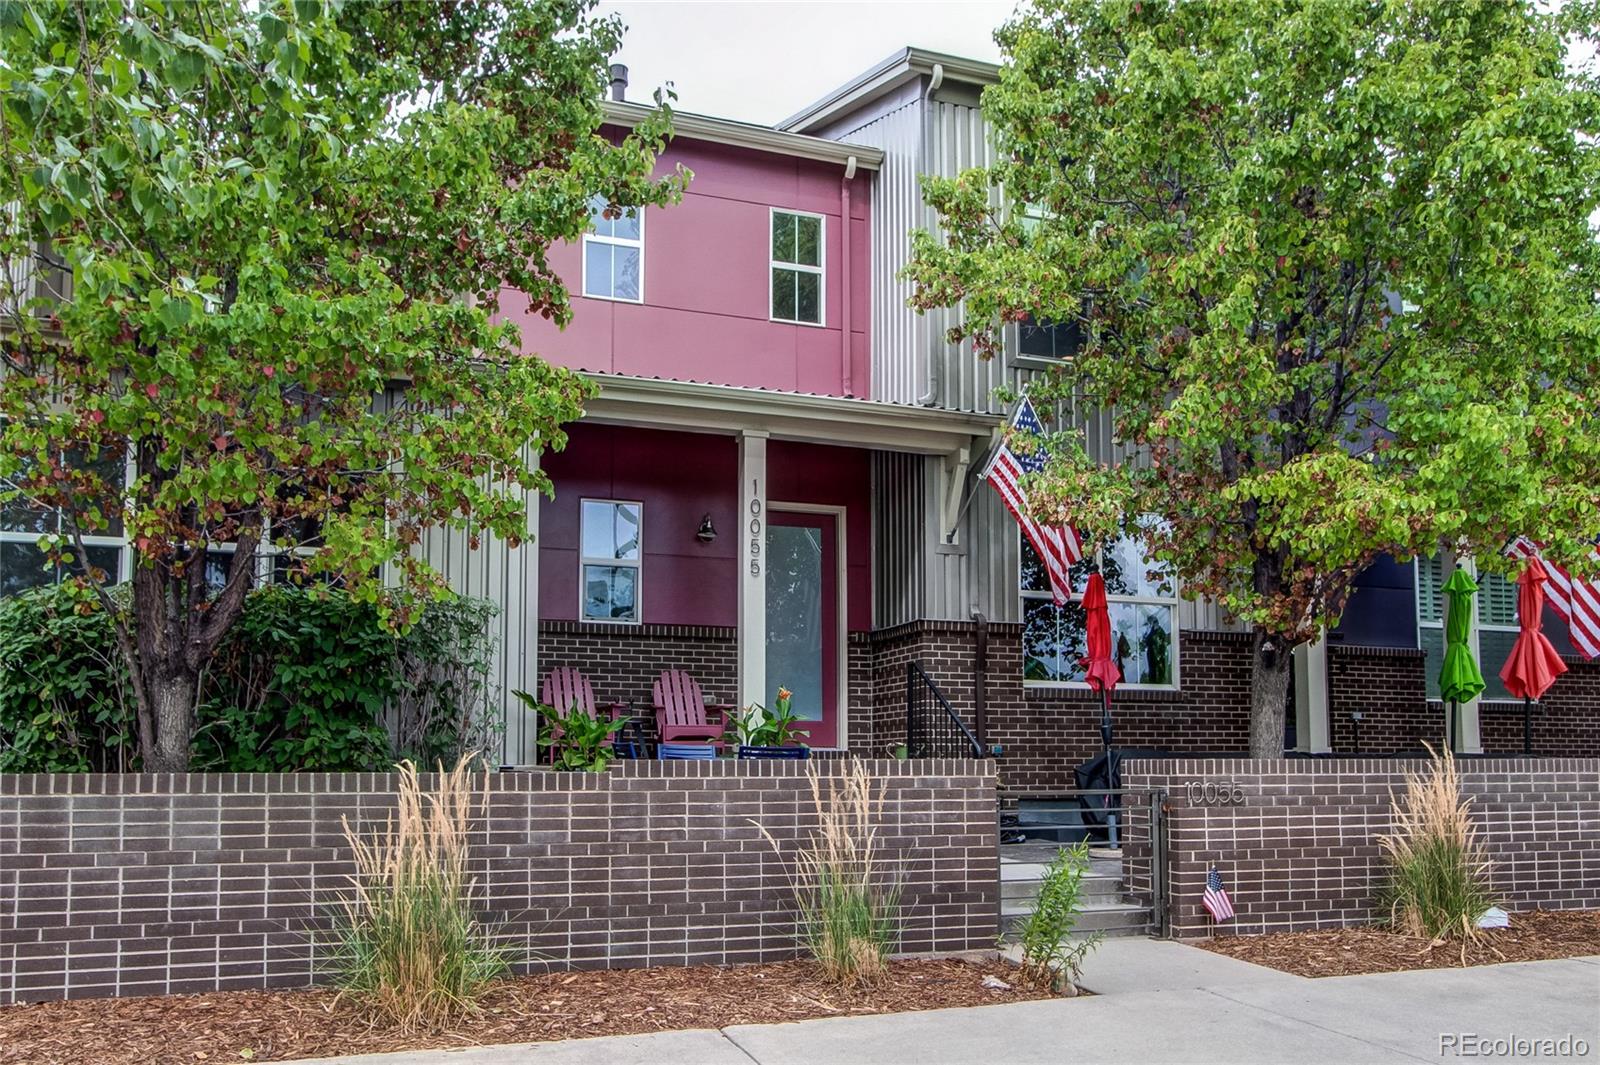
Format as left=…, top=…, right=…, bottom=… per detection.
left=1202, top=866, right=1235, bottom=923
left=982, top=396, right=1083, bottom=605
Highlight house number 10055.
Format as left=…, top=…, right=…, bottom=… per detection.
left=1184, top=780, right=1246, bottom=806
left=748, top=487, right=762, bottom=577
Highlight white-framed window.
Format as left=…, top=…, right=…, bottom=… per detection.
left=1020, top=529, right=1179, bottom=689
left=0, top=443, right=128, bottom=597
left=582, top=195, right=643, bottom=303
left=770, top=208, right=824, bottom=325
left=579, top=499, right=641, bottom=623
left=1416, top=554, right=1519, bottom=701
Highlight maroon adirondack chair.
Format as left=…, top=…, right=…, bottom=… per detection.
left=651, top=669, right=733, bottom=748
left=540, top=667, right=630, bottom=764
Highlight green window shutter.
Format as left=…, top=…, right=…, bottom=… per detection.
left=1416, top=554, right=1447, bottom=625
left=1477, top=571, right=1518, bottom=628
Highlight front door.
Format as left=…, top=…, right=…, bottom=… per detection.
left=765, top=511, right=838, bottom=748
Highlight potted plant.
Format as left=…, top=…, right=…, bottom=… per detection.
left=728, top=687, right=810, bottom=759
left=511, top=690, right=627, bottom=772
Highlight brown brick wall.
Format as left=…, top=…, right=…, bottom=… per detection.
left=0, top=761, right=998, bottom=1004
left=1479, top=654, right=1600, bottom=757
left=1123, top=757, right=1600, bottom=938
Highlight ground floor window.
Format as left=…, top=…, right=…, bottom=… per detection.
left=1021, top=529, right=1178, bottom=688
left=1415, top=553, right=1518, bottom=700
left=0, top=444, right=126, bottom=597
left=580, top=498, right=641, bottom=623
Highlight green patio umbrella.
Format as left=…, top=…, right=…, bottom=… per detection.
left=1439, top=566, right=1487, bottom=751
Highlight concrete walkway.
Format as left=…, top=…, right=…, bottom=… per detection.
left=285, top=944, right=1600, bottom=1065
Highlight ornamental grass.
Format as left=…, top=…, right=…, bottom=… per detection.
left=1376, top=745, right=1497, bottom=953
left=760, top=761, right=901, bottom=988
left=332, top=753, right=507, bottom=1032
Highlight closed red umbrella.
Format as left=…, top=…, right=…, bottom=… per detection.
left=1081, top=572, right=1122, bottom=755
left=1501, top=558, right=1568, bottom=754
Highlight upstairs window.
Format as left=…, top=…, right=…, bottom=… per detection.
left=771, top=209, right=824, bottom=325
left=1016, top=314, right=1085, bottom=363
left=583, top=196, right=643, bottom=302
left=580, top=499, right=641, bottom=623
left=1020, top=530, right=1178, bottom=689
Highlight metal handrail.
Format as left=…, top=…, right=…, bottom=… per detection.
left=905, top=661, right=986, bottom=759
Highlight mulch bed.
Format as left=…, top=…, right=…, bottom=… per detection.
left=0, top=957, right=1052, bottom=1065
left=1197, top=909, right=1600, bottom=978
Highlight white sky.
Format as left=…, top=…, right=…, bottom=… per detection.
left=595, top=0, right=1015, bottom=125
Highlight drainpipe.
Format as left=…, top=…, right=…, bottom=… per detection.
left=971, top=608, right=988, bottom=747
left=915, top=62, right=946, bottom=407
left=840, top=155, right=857, bottom=397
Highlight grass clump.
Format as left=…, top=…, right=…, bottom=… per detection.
left=1015, top=842, right=1101, bottom=994
left=1377, top=745, right=1496, bottom=952
left=333, top=753, right=508, bottom=1031
left=762, top=761, right=901, bottom=987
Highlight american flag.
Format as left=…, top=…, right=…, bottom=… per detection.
left=982, top=397, right=1083, bottom=605
left=1505, top=536, right=1600, bottom=660
left=1202, top=866, right=1235, bottom=923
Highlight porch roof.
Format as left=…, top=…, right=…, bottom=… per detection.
left=581, top=373, right=1001, bottom=456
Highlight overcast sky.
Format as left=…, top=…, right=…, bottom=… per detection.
left=595, top=1, right=1015, bottom=125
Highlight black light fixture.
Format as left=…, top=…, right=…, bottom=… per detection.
left=696, top=513, right=717, bottom=543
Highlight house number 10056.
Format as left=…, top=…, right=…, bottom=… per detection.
left=1184, top=780, right=1246, bottom=806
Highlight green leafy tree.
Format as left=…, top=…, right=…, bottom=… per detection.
left=0, top=0, right=686, bottom=770
left=906, top=0, right=1600, bottom=755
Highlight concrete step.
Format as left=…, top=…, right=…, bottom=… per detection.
left=1000, top=899, right=1152, bottom=938
left=1000, top=871, right=1124, bottom=903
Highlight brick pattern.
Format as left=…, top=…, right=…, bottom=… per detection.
left=871, top=623, right=1256, bottom=792
left=0, top=761, right=998, bottom=1004
left=1327, top=644, right=1600, bottom=758
left=1123, top=757, right=1600, bottom=938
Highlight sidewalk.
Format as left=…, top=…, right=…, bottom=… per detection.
left=285, top=943, right=1600, bottom=1065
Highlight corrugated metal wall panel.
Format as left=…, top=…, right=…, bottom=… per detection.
left=850, top=101, right=926, bottom=407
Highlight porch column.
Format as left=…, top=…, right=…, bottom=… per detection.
left=737, top=431, right=769, bottom=711
left=1293, top=630, right=1331, bottom=753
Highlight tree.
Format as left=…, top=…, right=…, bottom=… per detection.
left=0, top=0, right=686, bottom=770
left=906, top=0, right=1600, bottom=755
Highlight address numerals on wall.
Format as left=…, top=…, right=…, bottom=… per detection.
left=748, top=483, right=762, bottom=577
left=1182, top=779, right=1247, bottom=806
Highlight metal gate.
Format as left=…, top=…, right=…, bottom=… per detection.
left=1002, top=786, right=1171, bottom=937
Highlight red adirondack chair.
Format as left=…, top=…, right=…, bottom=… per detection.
left=540, top=667, right=630, bottom=764
left=652, top=669, right=733, bottom=748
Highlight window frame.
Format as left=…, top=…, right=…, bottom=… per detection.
left=580, top=198, right=645, bottom=304
left=768, top=207, right=826, bottom=327
left=577, top=497, right=643, bottom=625
left=1018, top=529, right=1182, bottom=692
left=0, top=440, right=131, bottom=595
left=1415, top=555, right=1520, bottom=703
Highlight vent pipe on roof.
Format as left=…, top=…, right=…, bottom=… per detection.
left=609, top=64, right=628, bottom=102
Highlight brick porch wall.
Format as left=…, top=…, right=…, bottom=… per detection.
left=1123, top=757, right=1600, bottom=938
left=0, top=760, right=998, bottom=1004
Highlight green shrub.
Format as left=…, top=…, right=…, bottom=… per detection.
left=331, top=755, right=508, bottom=1031
left=1377, top=746, right=1497, bottom=947
left=0, top=586, right=134, bottom=772
left=0, top=583, right=497, bottom=772
left=1015, top=843, right=1102, bottom=994
left=516, top=690, right=626, bottom=771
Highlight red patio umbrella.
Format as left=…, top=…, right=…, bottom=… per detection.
left=1081, top=571, right=1122, bottom=756
left=1500, top=558, right=1567, bottom=755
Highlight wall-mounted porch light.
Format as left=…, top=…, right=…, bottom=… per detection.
left=697, top=513, right=717, bottom=543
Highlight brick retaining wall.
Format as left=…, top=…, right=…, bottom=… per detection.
left=0, top=760, right=998, bottom=1004
left=1123, top=757, right=1600, bottom=938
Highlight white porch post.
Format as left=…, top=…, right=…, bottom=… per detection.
left=1293, top=630, right=1331, bottom=753
left=738, top=431, right=769, bottom=711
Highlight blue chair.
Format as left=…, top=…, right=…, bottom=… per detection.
left=658, top=742, right=718, bottom=760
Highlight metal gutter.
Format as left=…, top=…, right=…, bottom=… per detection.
left=602, top=101, right=883, bottom=171
left=778, top=47, right=1000, bottom=135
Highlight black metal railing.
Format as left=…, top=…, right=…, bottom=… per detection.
left=906, top=661, right=986, bottom=759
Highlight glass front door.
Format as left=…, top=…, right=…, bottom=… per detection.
left=765, top=511, right=838, bottom=748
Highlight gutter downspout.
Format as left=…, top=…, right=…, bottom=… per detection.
left=841, top=155, right=857, bottom=397
left=915, top=62, right=945, bottom=407
left=971, top=608, right=988, bottom=748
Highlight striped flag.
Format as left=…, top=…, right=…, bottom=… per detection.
left=982, top=397, right=1083, bottom=605
left=1202, top=866, right=1235, bottom=923
left=1505, top=537, right=1600, bottom=660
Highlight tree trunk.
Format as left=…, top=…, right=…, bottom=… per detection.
left=1249, top=630, right=1292, bottom=759
left=145, top=671, right=198, bottom=772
